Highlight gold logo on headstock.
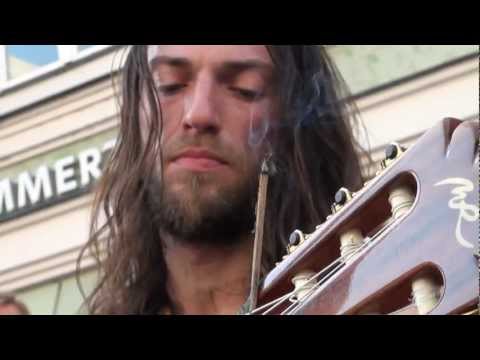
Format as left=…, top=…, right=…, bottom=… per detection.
left=434, top=178, right=479, bottom=249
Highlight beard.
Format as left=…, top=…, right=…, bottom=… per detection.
left=146, top=166, right=258, bottom=246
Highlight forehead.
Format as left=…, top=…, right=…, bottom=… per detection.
left=147, top=45, right=272, bottom=66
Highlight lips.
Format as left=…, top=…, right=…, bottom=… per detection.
left=171, top=148, right=227, bottom=171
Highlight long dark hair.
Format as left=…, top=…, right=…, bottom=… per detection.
left=77, top=45, right=366, bottom=314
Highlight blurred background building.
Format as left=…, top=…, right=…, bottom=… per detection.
left=0, top=45, right=478, bottom=314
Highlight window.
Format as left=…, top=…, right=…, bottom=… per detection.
left=0, top=45, right=114, bottom=92
left=6, top=45, right=59, bottom=80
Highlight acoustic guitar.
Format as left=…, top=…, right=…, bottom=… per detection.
left=250, top=118, right=479, bottom=315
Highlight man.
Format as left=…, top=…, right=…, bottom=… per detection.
left=79, top=46, right=364, bottom=314
left=0, top=293, right=30, bottom=315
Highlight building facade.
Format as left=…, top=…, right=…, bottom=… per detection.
left=0, top=45, right=478, bottom=314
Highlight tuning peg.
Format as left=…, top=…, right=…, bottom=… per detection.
left=287, top=229, right=306, bottom=255
left=276, top=230, right=306, bottom=266
left=379, top=142, right=406, bottom=171
left=289, top=230, right=302, bottom=247
left=331, top=187, right=353, bottom=214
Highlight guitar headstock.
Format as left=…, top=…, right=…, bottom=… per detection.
left=256, top=118, right=479, bottom=315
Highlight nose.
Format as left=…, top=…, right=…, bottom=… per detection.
left=182, top=75, right=219, bottom=133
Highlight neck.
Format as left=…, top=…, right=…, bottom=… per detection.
left=162, top=233, right=253, bottom=315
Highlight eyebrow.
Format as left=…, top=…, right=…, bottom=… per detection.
left=149, top=56, right=192, bottom=71
left=149, top=56, right=274, bottom=75
left=221, top=59, right=274, bottom=73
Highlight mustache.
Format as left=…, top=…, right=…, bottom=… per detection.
left=162, top=136, right=236, bottom=165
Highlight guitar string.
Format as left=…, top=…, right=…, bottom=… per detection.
left=283, top=218, right=398, bottom=315
left=262, top=255, right=352, bottom=315
left=251, top=250, right=354, bottom=315
left=249, top=210, right=397, bottom=315
left=280, top=260, right=347, bottom=315
left=250, top=244, right=364, bottom=315
left=247, top=248, right=351, bottom=315
left=282, top=238, right=373, bottom=315
left=248, top=291, right=296, bottom=315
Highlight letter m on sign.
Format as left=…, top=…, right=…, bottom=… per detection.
left=17, top=166, right=53, bottom=208
left=0, top=179, right=15, bottom=215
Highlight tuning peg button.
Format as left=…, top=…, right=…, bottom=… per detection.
left=335, top=189, right=348, bottom=206
left=289, top=230, right=302, bottom=247
left=380, top=142, right=407, bottom=172
left=385, top=144, right=398, bottom=160
left=332, top=188, right=353, bottom=213
left=286, top=230, right=307, bottom=255
left=385, top=143, right=406, bottom=160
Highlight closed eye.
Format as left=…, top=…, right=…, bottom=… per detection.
left=156, top=84, right=187, bottom=96
left=229, top=87, right=264, bottom=102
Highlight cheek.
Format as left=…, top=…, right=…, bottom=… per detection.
left=158, top=99, right=189, bottom=145
left=220, top=103, right=275, bottom=173
left=234, top=100, right=277, bottom=150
